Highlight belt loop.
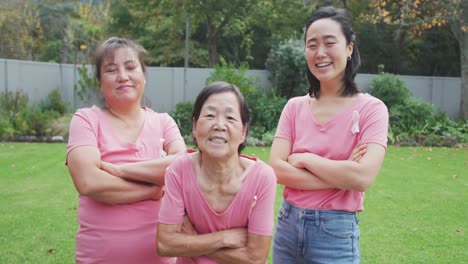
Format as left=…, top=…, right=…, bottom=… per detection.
left=315, top=210, right=320, bottom=226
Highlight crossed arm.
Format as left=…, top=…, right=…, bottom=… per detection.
left=66, top=139, right=186, bottom=204
left=269, top=138, right=385, bottom=192
left=157, top=217, right=270, bottom=264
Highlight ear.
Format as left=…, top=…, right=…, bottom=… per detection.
left=347, top=42, right=354, bottom=58
left=241, top=124, right=248, bottom=142
left=192, top=118, right=197, bottom=138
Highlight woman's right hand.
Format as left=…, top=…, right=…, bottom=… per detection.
left=152, top=186, right=165, bottom=200
left=348, top=143, right=367, bottom=162
left=221, top=228, right=248, bottom=249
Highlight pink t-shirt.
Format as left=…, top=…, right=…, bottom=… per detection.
left=159, top=152, right=277, bottom=264
left=66, top=105, right=183, bottom=264
left=275, top=94, right=388, bottom=212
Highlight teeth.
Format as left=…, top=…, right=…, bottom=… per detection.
left=210, top=138, right=226, bottom=143
left=317, top=63, right=331, bottom=67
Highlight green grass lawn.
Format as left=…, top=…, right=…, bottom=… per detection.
left=0, top=143, right=466, bottom=263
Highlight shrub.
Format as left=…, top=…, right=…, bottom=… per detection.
left=0, top=90, right=29, bottom=118
left=40, top=88, right=68, bottom=114
left=265, top=39, right=308, bottom=98
left=368, top=73, right=411, bottom=109
left=206, top=60, right=259, bottom=98
left=390, top=98, right=435, bottom=136
left=0, top=114, right=15, bottom=139
left=170, top=101, right=194, bottom=138
left=247, top=91, right=286, bottom=133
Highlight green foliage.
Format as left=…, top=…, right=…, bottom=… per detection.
left=206, top=60, right=259, bottom=97
left=0, top=89, right=67, bottom=140
left=368, top=73, right=411, bottom=110
left=40, top=88, right=68, bottom=114
left=74, top=65, right=101, bottom=107
left=247, top=92, right=286, bottom=134
left=0, top=90, right=29, bottom=116
left=265, top=39, right=308, bottom=98
left=170, top=101, right=194, bottom=138
left=390, top=98, right=435, bottom=136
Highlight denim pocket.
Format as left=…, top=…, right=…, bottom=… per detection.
left=320, top=219, right=355, bottom=239
left=277, top=206, right=288, bottom=221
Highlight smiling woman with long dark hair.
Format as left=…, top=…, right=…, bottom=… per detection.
left=270, top=6, right=389, bottom=264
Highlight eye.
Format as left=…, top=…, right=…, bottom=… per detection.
left=308, top=44, right=317, bottom=49
left=325, top=42, right=336, bottom=47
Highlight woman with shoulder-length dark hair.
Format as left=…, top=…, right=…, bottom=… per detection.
left=66, top=37, right=186, bottom=263
left=270, top=6, right=389, bottom=264
left=157, top=81, right=277, bottom=264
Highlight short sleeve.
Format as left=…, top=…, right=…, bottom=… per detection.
left=160, top=113, right=183, bottom=147
left=158, top=155, right=186, bottom=224
left=66, top=109, right=98, bottom=163
left=274, top=99, right=294, bottom=142
left=359, top=98, right=389, bottom=149
left=247, top=164, right=277, bottom=236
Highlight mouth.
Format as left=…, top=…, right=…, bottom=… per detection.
left=117, top=85, right=133, bottom=90
left=209, top=137, right=227, bottom=144
left=316, top=62, right=332, bottom=68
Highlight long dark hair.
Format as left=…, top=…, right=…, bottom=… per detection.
left=304, top=6, right=361, bottom=98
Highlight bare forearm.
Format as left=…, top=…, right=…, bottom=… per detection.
left=301, top=154, right=368, bottom=191
left=272, top=160, right=334, bottom=190
left=157, top=231, right=226, bottom=257
left=81, top=172, right=159, bottom=204
left=119, top=154, right=179, bottom=185
left=207, top=247, right=267, bottom=264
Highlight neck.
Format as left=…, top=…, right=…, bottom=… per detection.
left=106, top=104, right=142, bottom=124
left=199, top=153, right=242, bottom=184
left=319, top=79, right=344, bottom=98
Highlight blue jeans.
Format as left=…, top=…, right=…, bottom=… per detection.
left=272, top=200, right=360, bottom=264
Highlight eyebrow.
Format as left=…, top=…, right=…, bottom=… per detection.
left=204, top=105, right=236, bottom=113
left=103, top=59, right=137, bottom=68
left=307, top=34, right=338, bottom=44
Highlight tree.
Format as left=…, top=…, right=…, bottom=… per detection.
left=359, top=0, right=468, bottom=118
left=0, top=1, right=45, bottom=60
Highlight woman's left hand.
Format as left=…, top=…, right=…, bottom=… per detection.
left=288, top=153, right=309, bottom=169
left=181, top=215, right=198, bottom=235
left=100, top=161, right=124, bottom=178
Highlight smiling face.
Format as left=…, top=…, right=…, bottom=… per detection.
left=193, top=91, right=247, bottom=159
left=305, top=18, right=353, bottom=87
left=99, top=47, right=145, bottom=105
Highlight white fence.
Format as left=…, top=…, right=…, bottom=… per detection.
left=0, top=58, right=462, bottom=118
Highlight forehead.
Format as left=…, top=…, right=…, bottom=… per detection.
left=102, top=47, right=139, bottom=65
left=203, top=91, right=240, bottom=110
left=306, top=18, right=344, bottom=40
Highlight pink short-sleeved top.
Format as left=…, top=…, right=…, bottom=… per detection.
left=66, top=105, right=183, bottom=264
left=275, top=94, right=388, bottom=212
left=158, top=151, right=277, bottom=264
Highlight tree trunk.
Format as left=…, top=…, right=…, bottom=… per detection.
left=206, top=20, right=219, bottom=67
left=460, top=29, right=468, bottom=119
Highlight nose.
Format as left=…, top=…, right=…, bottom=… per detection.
left=116, top=68, right=129, bottom=82
left=316, top=44, right=326, bottom=58
left=213, top=117, right=227, bottom=130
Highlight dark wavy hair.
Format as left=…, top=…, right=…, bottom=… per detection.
left=191, top=81, right=250, bottom=154
left=304, top=6, right=361, bottom=98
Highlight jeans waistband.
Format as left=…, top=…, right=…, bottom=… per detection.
left=282, top=199, right=357, bottom=220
